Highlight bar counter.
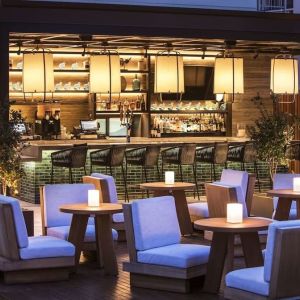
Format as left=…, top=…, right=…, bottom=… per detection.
left=20, top=137, right=269, bottom=204
left=21, top=137, right=248, bottom=162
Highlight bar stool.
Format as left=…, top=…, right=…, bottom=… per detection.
left=227, top=141, right=261, bottom=192
left=125, top=145, right=161, bottom=197
left=90, top=145, right=128, bottom=201
left=161, top=143, right=199, bottom=200
left=195, top=142, right=228, bottom=182
left=51, top=144, right=88, bottom=184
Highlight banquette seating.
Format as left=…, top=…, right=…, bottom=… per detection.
left=0, top=195, right=75, bottom=284
left=40, top=183, right=118, bottom=251
left=123, top=196, right=210, bottom=293
left=225, top=220, right=300, bottom=300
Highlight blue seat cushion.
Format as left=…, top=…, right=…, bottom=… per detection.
left=19, top=236, right=75, bottom=260
left=226, top=267, right=269, bottom=296
left=0, top=195, right=29, bottom=248
left=137, top=244, right=210, bottom=268
left=47, top=225, right=118, bottom=242
left=264, top=220, right=300, bottom=282
left=131, top=196, right=181, bottom=251
left=188, top=202, right=209, bottom=218
left=112, top=212, right=124, bottom=223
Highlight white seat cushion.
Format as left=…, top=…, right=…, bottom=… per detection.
left=132, top=196, right=181, bottom=251
left=47, top=225, right=118, bottom=242
left=112, top=212, right=124, bottom=223
left=137, top=244, right=210, bottom=268
left=19, top=236, right=75, bottom=260
left=226, top=267, right=269, bottom=296
left=188, top=202, right=209, bottom=219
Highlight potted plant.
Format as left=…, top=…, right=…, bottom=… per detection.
left=0, top=103, right=24, bottom=196
left=248, top=108, right=299, bottom=181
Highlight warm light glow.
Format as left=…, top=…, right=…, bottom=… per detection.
left=88, top=190, right=100, bottom=207
left=215, top=93, right=224, bottom=102
left=154, top=54, right=184, bottom=93
left=227, top=203, right=243, bottom=224
left=214, top=57, right=244, bottom=94
left=165, top=171, right=175, bottom=185
left=90, top=54, right=121, bottom=94
left=23, top=52, right=54, bottom=93
left=270, top=58, right=299, bottom=94
left=293, top=178, right=300, bottom=192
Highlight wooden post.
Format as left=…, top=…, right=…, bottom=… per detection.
left=0, top=25, right=9, bottom=122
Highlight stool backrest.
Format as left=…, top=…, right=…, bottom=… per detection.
left=214, top=142, right=228, bottom=164
left=0, top=195, right=28, bottom=256
left=124, top=196, right=180, bottom=253
left=70, top=145, right=88, bottom=168
left=179, top=144, right=196, bottom=165
left=266, top=221, right=300, bottom=299
left=40, top=183, right=95, bottom=231
left=110, top=146, right=126, bottom=166
left=144, top=145, right=161, bottom=166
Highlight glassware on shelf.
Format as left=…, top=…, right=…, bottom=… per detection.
left=73, top=82, right=81, bottom=90
left=71, top=62, right=79, bottom=70
left=64, top=82, right=72, bottom=90
left=132, top=74, right=141, bottom=91
left=58, top=62, right=66, bottom=69
left=16, top=62, right=23, bottom=69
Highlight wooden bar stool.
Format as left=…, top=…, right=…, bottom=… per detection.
left=90, top=145, right=128, bottom=201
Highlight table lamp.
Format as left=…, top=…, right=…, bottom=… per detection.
left=88, top=190, right=100, bottom=207
left=227, top=203, right=243, bottom=224
left=165, top=171, right=175, bottom=184
left=293, top=178, right=300, bottom=192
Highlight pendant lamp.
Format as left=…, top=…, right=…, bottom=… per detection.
left=214, top=56, right=244, bottom=102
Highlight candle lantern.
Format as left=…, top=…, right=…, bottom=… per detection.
left=227, top=203, right=243, bottom=224
left=165, top=171, right=175, bottom=185
left=88, top=190, right=100, bottom=207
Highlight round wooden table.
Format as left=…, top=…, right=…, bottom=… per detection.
left=140, top=182, right=195, bottom=235
left=267, top=189, right=300, bottom=220
left=194, top=217, right=272, bottom=294
left=60, top=203, right=123, bottom=276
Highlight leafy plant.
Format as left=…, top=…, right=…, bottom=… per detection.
left=248, top=108, right=299, bottom=181
left=0, top=102, right=24, bottom=196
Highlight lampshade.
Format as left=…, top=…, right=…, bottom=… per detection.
left=270, top=58, right=299, bottom=94
left=23, top=52, right=54, bottom=93
left=89, top=53, right=121, bottom=94
left=154, top=53, right=184, bottom=94
left=213, top=57, right=244, bottom=94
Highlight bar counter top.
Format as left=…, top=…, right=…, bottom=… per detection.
left=21, top=136, right=248, bottom=162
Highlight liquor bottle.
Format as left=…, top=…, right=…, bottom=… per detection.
left=106, top=100, right=111, bottom=110
left=132, top=74, right=141, bottom=91
left=141, top=96, right=146, bottom=111
left=136, top=96, right=141, bottom=110
left=156, top=125, right=161, bottom=138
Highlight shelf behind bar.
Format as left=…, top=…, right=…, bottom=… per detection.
left=9, top=90, right=147, bottom=94
left=150, top=110, right=227, bottom=114
left=10, top=69, right=89, bottom=73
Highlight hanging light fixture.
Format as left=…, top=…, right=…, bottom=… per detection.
left=213, top=56, right=244, bottom=103
left=154, top=50, right=184, bottom=100
left=23, top=43, right=54, bottom=102
left=270, top=55, right=298, bottom=103
left=89, top=50, right=121, bottom=102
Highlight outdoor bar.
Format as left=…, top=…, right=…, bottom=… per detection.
left=1, top=0, right=300, bottom=299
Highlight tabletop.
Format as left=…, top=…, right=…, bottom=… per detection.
left=60, top=203, right=123, bottom=215
left=267, top=189, right=300, bottom=199
left=140, top=182, right=195, bottom=191
left=194, top=217, right=272, bottom=233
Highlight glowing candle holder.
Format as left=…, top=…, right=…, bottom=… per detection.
left=88, top=190, right=100, bottom=207
left=293, top=178, right=300, bottom=192
left=227, top=203, right=243, bottom=224
left=165, top=171, right=175, bottom=185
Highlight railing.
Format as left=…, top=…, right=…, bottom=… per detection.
left=258, top=0, right=293, bottom=12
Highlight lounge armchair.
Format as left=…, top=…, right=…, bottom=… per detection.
left=225, top=220, right=300, bottom=300
left=40, top=183, right=118, bottom=251
left=0, top=195, right=75, bottom=284
left=123, top=196, right=210, bottom=293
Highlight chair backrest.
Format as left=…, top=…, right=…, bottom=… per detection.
left=0, top=195, right=28, bottom=260
left=273, top=173, right=300, bottom=209
left=110, top=146, right=126, bottom=166
left=89, top=173, right=118, bottom=204
left=70, top=145, right=88, bottom=168
left=179, top=144, right=196, bottom=165
left=214, top=142, right=228, bottom=164
left=206, top=169, right=252, bottom=217
left=40, top=183, right=95, bottom=230
left=123, top=196, right=180, bottom=255
left=265, top=220, right=300, bottom=299
left=144, top=145, right=161, bottom=166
